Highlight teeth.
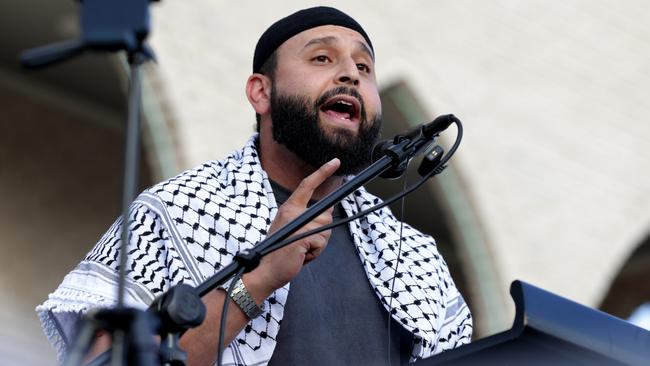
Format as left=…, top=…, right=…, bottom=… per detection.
left=323, top=98, right=357, bottom=119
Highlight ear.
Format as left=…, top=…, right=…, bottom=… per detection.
left=246, top=73, right=272, bottom=116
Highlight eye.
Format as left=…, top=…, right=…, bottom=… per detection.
left=313, top=55, right=331, bottom=63
left=357, top=63, right=371, bottom=73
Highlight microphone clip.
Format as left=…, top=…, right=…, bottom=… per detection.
left=372, top=125, right=432, bottom=180
left=372, top=137, right=415, bottom=179
left=371, top=114, right=458, bottom=180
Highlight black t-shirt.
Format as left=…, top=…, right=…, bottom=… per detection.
left=268, top=181, right=413, bottom=366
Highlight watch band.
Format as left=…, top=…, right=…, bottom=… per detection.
left=229, top=278, right=264, bottom=319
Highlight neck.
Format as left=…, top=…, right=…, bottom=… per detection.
left=258, top=130, right=343, bottom=200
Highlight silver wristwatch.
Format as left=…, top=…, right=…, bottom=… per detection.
left=229, top=278, right=264, bottom=319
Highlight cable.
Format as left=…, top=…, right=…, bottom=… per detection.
left=217, top=267, right=245, bottom=366
left=261, top=160, right=441, bottom=255
left=261, top=167, right=424, bottom=254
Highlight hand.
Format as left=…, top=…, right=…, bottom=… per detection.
left=243, top=158, right=341, bottom=303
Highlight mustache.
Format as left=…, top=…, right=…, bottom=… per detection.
left=314, top=86, right=366, bottom=118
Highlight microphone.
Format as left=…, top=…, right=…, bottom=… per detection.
left=371, top=114, right=457, bottom=179
left=422, top=114, right=457, bottom=138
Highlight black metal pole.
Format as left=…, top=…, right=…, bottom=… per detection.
left=110, top=52, right=145, bottom=366
left=117, top=52, right=144, bottom=308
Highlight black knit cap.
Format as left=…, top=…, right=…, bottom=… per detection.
left=253, top=6, right=374, bottom=73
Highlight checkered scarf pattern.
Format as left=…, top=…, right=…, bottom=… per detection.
left=37, top=135, right=472, bottom=365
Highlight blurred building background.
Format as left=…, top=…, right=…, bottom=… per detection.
left=1, top=1, right=649, bottom=364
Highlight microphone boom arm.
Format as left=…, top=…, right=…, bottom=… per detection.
left=195, top=137, right=413, bottom=295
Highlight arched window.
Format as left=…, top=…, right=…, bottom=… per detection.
left=365, top=80, right=507, bottom=337
left=599, top=233, right=650, bottom=324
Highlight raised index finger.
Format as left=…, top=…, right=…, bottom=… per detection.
left=288, top=158, right=340, bottom=205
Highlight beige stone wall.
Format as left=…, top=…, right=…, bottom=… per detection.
left=0, top=85, right=151, bottom=365
left=4, top=2, right=649, bottom=364
left=148, top=0, right=650, bottom=321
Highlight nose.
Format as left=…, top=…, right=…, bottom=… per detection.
left=335, top=58, right=360, bottom=87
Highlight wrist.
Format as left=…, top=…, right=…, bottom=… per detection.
left=241, top=271, right=274, bottom=306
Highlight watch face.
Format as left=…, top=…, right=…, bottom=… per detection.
left=231, top=278, right=262, bottom=319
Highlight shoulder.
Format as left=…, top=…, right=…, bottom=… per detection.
left=146, top=135, right=266, bottom=206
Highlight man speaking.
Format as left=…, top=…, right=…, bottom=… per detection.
left=38, top=6, right=472, bottom=365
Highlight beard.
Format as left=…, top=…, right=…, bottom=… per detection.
left=270, top=85, right=382, bottom=176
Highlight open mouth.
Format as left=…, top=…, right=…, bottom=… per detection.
left=319, top=95, right=361, bottom=123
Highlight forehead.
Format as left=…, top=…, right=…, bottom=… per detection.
left=277, top=25, right=372, bottom=57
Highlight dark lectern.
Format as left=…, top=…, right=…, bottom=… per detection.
left=418, top=280, right=650, bottom=366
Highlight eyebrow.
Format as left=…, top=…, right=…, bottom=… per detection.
left=303, top=36, right=375, bottom=60
left=355, top=41, right=374, bottom=60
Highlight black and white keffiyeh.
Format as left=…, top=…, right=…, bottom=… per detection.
left=37, top=135, right=472, bottom=365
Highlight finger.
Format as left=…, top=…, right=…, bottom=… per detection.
left=288, top=158, right=340, bottom=205
left=304, top=236, right=329, bottom=263
left=314, top=212, right=334, bottom=227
